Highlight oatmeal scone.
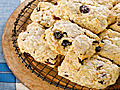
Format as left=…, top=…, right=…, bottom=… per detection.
left=99, top=29, right=120, bottom=65
left=58, top=55, right=119, bottom=89
left=110, top=3, right=120, bottom=32
left=30, top=2, right=61, bottom=27
left=42, top=20, right=101, bottom=60
left=18, top=22, right=64, bottom=67
left=54, top=0, right=116, bottom=34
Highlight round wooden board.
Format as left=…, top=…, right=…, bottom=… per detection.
left=2, top=0, right=63, bottom=90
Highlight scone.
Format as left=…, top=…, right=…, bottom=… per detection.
left=57, top=0, right=117, bottom=9
left=58, top=54, right=119, bottom=89
left=70, top=35, right=104, bottom=61
left=54, top=0, right=116, bottom=34
left=42, top=20, right=101, bottom=60
left=18, top=22, right=64, bottom=67
left=99, top=29, right=120, bottom=65
left=110, top=3, right=120, bottom=32
left=30, top=2, right=61, bottom=27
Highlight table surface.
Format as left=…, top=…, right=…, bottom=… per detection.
left=0, top=0, right=29, bottom=90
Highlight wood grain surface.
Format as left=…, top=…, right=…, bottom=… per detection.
left=2, top=0, right=63, bottom=89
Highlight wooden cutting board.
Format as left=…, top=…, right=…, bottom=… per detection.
left=2, top=0, right=63, bottom=89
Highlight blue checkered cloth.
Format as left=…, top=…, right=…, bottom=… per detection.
left=0, top=0, right=27, bottom=90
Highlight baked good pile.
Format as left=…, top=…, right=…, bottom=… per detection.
left=18, top=0, right=120, bottom=89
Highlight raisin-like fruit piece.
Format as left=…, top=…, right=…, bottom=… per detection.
left=54, top=31, right=63, bottom=39
left=101, top=40, right=104, bottom=43
left=95, top=46, right=101, bottom=52
left=118, top=21, right=120, bottom=26
left=93, top=41, right=99, bottom=44
left=78, top=57, right=83, bottom=65
left=54, top=2, right=58, bottom=5
left=98, top=80, right=104, bottom=84
left=97, top=65, right=103, bottom=70
left=64, top=75, right=69, bottom=77
left=61, top=40, right=72, bottom=47
left=102, top=73, right=107, bottom=77
left=36, top=7, right=40, bottom=12
left=80, top=5, right=89, bottom=13
left=52, top=15, right=61, bottom=20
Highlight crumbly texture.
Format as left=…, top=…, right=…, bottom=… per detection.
left=58, top=55, right=119, bottom=89
left=54, top=0, right=116, bottom=34
left=42, top=20, right=100, bottom=58
left=71, top=35, right=101, bottom=61
left=110, top=22, right=120, bottom=33
left=18, top=22, right=64, bottom=67
left=30, top=2, right=56, bottom=27
left=99, top=29, right=120, bottom=65
left=57, top=0, right=117, bottom=9
left=110, top=3, right=120, bottom=32
left=94, top=0, right=117, bottom=9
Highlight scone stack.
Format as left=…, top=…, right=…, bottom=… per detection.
left=17, top=0, right=120, bottom=89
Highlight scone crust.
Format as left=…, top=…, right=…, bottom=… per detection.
left=99, top=29, right=120, bottom=65
left=30, top=2, right=56, bottom=27
left=54, top=0, right=116, bottom=34
left=58, top=55, right=119, bottom=89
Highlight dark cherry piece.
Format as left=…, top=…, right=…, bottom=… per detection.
left=118, top=21, right=120, bottom=26
left=61, top=40, right=72, bottom=47
left=36, top=7, right=40, bottom=12
left=80, top=5, right=89, bottom=13
left=64, top=75, right=69, bottom=77
left=54, top=2, right=58, bottom=5
left=54, top=31, right=63, bottom=39
left=95, top=46, right=101, bottom=52
left=98, top=80, right=104, bottom=84
left=52, top=15, right=61, bottom=20
left=93, top=41, right=99, bottom=44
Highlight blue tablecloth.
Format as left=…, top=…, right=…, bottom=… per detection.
left=0, top=0, right=28, bottom=90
